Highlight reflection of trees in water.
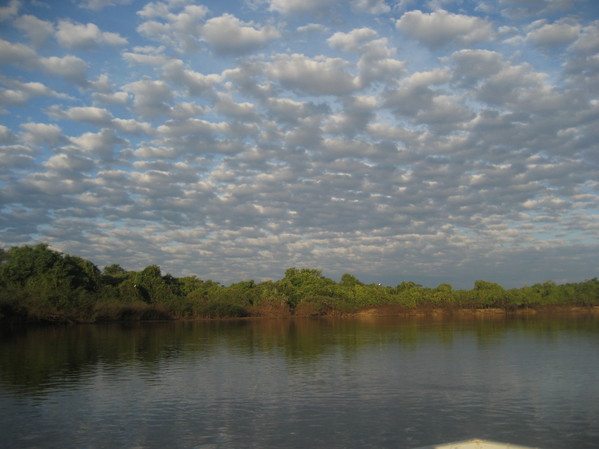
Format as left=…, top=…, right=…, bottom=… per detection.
left=1, top=316, right=597, bottom=395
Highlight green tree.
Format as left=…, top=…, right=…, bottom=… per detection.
left=278, top=268, right=336, bottom=309
left=340, top=273, right=363, bottom=287
left=430, top=283, right=454, bottom=305
left=101, top=264, right=128, bottom=290
left=134, top=265, right=176, bottom=304
left=103, top=264, right=127, bottom=276
left=0, top=244, right=60, bottom=286
left=473, top=280, right=505, bottom=307
left=0, top=244, right=101, bottom=319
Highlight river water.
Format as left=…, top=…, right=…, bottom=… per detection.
left=1, top=315, right=598, bottom=449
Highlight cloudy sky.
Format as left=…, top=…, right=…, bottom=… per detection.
left=1, top=0, right=598, bottom=288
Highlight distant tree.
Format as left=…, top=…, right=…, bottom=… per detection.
left=0, top=244, right=101, bottom=319
left=2, top=243, right=598, bottom=322
left=133, top=265, right=180, bottom=304
left=0, top=244, right=100, bottom=293
left=0, top=244, right=59, bottom=286
left=396, top=281, right=422, bottom=291
left=101, top=264, right=128, bottom=289
left=474, top=280, right=503, bottom=291
left=437, top=283, right=452, bottom=292
left=134, top=265, right=162, bottom=303
left=278, top=268, right=335, bottom=308
left=473, top=280, right=505, bottom=307
left=227, top=280, right=257, bottom=305
left=340, top=273, right=363, bottom=287
left=430, top=283, right=454, bottom=305
left=182, top=276, right=221, bottom=299
left=103, top=264, right=127, bottom=276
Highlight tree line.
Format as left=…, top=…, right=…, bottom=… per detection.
left=1, top=244, right=598, bottom=323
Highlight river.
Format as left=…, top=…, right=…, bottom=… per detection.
left=1, top=315, right=598, bottom=448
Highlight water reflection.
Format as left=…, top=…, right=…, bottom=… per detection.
left=1, top=316, right=598, bottom=394
left=1, top=315, right=598, bottom=449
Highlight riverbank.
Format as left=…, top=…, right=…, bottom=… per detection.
left=353, top=304, right=599, bottom=318
left=2, top=245, right=599, bottom=325
left=3, top=303, right=599, bottom=325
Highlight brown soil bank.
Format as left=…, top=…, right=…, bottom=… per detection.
left=352, top=305, right=599, bottom=319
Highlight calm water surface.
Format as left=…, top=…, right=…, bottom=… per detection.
left=1, top=316, right=598, bottom=449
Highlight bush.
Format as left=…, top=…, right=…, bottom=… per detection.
left=197, top=301, right=248, bottom=318
left=93, top=301, right=171, bottom=322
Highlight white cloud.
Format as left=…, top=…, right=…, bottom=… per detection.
left=49, top=106, right=113, bottom=125
left=156, top=118, right=228, bottom=137
left=265, top=97, right=326, bottom=123
left=476, top=63, right=550, bottom=108
left=111, top=118, right=153, bottom=135
left=0, top=39, right=37, bottom=65
left=500, top=0, right=578, bottom=18
left=137, top=1, right=170, bottom=18
left=415, top=94, right=474, bottom=129
left=39, top=55, right=88, bottom=85
left=0, top=78, right=69, bottom=106
left=349, top=35, right=406, bottom=86
left=200, top=14, right=280, bottom=56
left=167, top=101, right=206, bottom=119
left=137, top=0, right=199, bottom=19
left=0, top=125, right=16, bottom=143
left=296, top=23, right=328, bottom=34
left=14, top=15, right=54, bottom=47
left=124, top=79, right=174, bottom=118
left=268, top=0, right=337, bottom=14
left=56, top=20, right=128, bottom=49
left=327, top=29, right=407, bottom=86
left=214, top=93, right=259, bottom=121
left=0, top=87, right=31, bottom=109
left=267, top=53, right=360, bottom=96
left=132, top=144, right=180, bottom=159
left=137, top=4, right=209, bottom=52
left=0, top=145, right=34, bottom=175
left=123, top=50, right=170, bottom=66
left=449, top=49, right=505, bottom=87
left=324, top=95, right=378, bottom=137
left=396, top=9, right=493, bottom=49
left=351, top=0, right=390, bottom=14
left=384, top=68, right=451, bottom=115
left=569, top=22, right=599, bottom=53
left=92, top=91, right=129, bottom=105
left=1, top=0, right=598, bottom=289
left=79, top=0, right=132, bottom=10
left=526, top=19, right=581, bottom=48
left=19, top=122, right=65, bottom=146
left=448, top=49, right=563, bottom=112
left=162, top=59, right=221, bottom=97
left=0, top=0, right=20, bottom=21
left=0, top=40, right=90, bottom=86
left=69, top=128, right=127, bottom=160
left=222, top=61, right=273, bottom=99
left=44, top=152, right=95, bottom=174
left=328, top=28, right=378, bottom=53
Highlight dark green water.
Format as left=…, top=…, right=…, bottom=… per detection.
left=1, top=316, right=598, bottom=448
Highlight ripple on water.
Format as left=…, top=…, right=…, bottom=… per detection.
left=1, top=317, right=599, bottom=449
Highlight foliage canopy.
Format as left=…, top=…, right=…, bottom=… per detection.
left=1, top=244, right=598, bottom=323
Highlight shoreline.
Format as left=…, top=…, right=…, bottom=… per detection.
left=5, top=304, right=599, bottom=325
left=352, top=304, right=599, bottom=318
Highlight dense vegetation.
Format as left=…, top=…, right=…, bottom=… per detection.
left=1, top=244, right=598, bottom=323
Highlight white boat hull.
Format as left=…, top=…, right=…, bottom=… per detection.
left=414, top=439, right=540, bottom=449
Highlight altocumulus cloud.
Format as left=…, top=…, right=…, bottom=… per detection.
left=0, top=0, right=598, bottom=288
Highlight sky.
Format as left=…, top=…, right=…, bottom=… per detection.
left=1, top=0, right=598, bottom=289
